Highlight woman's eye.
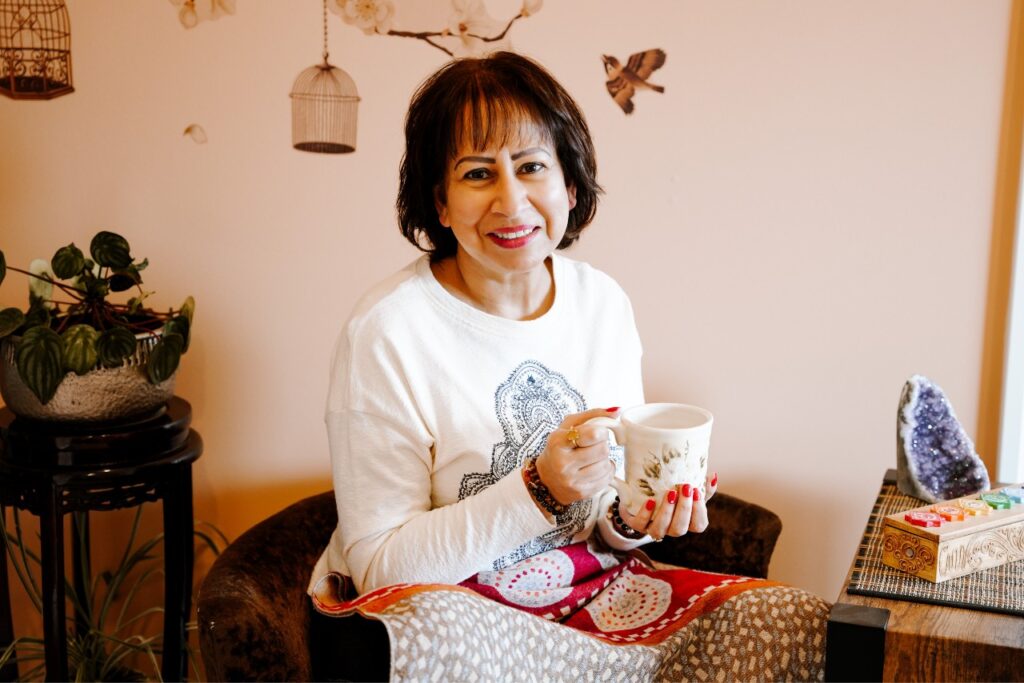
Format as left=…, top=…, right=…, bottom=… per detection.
left=463, top=168, right=491, bottom=181
left=519, top=161, right=546, bottom=174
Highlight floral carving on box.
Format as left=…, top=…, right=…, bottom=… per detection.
left=882, top=531, right=936, bottom=575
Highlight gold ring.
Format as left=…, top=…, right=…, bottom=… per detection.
left=567, top=426, right=581, bottom=448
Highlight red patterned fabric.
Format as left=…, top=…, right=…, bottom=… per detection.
left=313, top=539, right=773, bottom=646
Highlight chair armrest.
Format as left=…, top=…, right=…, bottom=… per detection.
left=641, top=491, right=782, bottom=578
left=198, top=492, right=337, bottom=682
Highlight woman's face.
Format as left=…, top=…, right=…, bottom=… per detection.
left=436, top=120, right=576, bottom=278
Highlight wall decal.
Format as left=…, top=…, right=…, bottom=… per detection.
left=169, top=0, right=235, bottom=30
left=0, top=0, right=73, bottom=100
left=602, top=48, right=666, bottom=115
left=290, top=0, right=360, bottom=153
left=183, top=123, right=207, bottom=143
left=329, top=0, right=542, bottom=58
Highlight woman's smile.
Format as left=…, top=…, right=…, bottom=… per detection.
left=487, top=225, right=542, bottom=248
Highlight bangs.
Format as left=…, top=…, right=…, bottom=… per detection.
left=449, top=81, right=553, bottom=156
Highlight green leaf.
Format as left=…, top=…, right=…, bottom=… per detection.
left=108, top=267, right=139, bottom=292
left=163, top=315, right=190, bottom=352
left=146, top=333, right=183, bottom=384
left=0, top=308, right=24, bottom=338
left=89, top=231, right=132, bottom=269
left=95, top=327, right=137, bottom=368
left=180, top=295, right=195, bottom=324
left=51, top=243, right=85, bottom=279
left=62, top=325, right=99, bottom=375
left=134, top=257, right=149, bottom=272
left=0, top=250, right=5, bottom=286
left=14, top=326, right=65, bottom=404
left=84, top=277, right=110, bottom=299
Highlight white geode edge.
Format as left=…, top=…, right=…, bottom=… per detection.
left=896, top=374, right=988, bottom=503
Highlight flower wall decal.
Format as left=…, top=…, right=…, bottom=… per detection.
left=446, top=0, right=509, bottom=57
left=169, top=0, right=236, bottom=30
left=329, top=0, right=540, bottom=58
left=166, top=1, right=539, bottom=58
left=337, top=0, right=395, bottom=35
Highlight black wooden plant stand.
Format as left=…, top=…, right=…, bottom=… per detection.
left=0, top=397, right=201, bottom=682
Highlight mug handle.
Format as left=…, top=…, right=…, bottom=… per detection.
left=582, top=416, right=636, bottom=514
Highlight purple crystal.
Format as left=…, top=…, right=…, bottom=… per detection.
left=897, top=375, right=989, bottom=503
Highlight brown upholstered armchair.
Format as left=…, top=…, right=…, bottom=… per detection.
left=197, top=491, right=783, bottom=681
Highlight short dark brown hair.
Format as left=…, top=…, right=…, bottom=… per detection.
left=397, top=52, right=602, bottom=261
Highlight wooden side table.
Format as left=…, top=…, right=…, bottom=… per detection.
left=0, top=398, right=202, bottom=682
left=826, top=470, right=1024, bottom=681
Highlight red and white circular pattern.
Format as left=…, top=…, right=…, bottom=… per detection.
left=476, top=550, right=575, bottom=608
left=584, top=572, right=672, bottom=632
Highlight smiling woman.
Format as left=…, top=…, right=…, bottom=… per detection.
left=306, top=51, right=828, bottom=681
left=433, top=137, right=575, bottom=319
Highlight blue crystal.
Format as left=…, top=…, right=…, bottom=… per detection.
left=896, top=375, right=989, bottom=503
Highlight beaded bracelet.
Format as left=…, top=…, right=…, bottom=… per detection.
left=607, top=496, right=647, bottom=540
left=523, top=457, right=568, bottom=517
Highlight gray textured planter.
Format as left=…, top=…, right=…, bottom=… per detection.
left=0, top=332, right=176, bottom=422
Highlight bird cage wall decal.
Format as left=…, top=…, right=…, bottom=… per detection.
left=0, top=0, right=73, bottom=100
left=290, top=0, right=359, bottom=154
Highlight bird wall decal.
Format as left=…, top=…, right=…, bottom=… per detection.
left=602, top=49, right=666, bottom=115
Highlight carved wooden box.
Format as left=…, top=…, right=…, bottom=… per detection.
left=880, top=485, right=1024, bottom=583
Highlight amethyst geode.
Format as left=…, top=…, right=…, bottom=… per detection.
left=896, top=375, right=989, bottom=503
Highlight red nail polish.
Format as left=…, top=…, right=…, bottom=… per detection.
left=711, top=472, right=718, bottom=487
left=645, top=498, right=656, bottom=511
left=681, top=484, right=691, bottom=497
left=693, top=488, right=701, bottom=501
left=667, top=490, right=677, bottom=504
left=607, top=407, right=620, bottom=413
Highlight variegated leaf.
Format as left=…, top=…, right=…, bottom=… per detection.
left=15, top=327, right=65, bottom=404
left=62, top=324, right=99, bottom=375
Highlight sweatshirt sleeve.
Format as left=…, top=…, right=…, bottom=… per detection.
left=325, top=312, right=556, bottom=595
left=327, top=409, right=555, bottom=594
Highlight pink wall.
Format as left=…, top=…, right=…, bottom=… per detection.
left=0, top=0, right=1010, bottom=603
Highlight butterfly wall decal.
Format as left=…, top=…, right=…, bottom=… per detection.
left=601, top=49, right=667, bottom=115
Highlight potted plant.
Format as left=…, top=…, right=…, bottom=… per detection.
left=0, top=231, right=193, bottom=421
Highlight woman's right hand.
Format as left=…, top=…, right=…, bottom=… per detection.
left=534, top=408, right=620, bottom=505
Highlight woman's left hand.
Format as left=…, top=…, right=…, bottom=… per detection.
left=619, top=471, right=719, bottom=541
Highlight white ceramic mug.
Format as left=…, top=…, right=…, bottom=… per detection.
left=588, top=403, right=713, bottom=515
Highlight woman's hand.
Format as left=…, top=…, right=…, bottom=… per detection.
left=619, top=472, right=719, bottom=541
left=534, top=408, right=620, bottom=505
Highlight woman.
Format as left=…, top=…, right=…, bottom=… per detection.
left=310, top=52, right=826, bottom=681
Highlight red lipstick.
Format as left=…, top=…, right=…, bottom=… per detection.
left=487, top=225, right=540, bottom=249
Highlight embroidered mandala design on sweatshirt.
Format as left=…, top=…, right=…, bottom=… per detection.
left=459, top=360, right=593, bottom=570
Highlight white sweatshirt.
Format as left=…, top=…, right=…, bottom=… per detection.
left=309, top=254, right=647, bottom=596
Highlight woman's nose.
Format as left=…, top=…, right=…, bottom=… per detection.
left=491, top=174, right=528, bottom=216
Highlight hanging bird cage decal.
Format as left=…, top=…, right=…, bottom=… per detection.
left=290, top=0, right=359, bottom=154
left=0, top=0, right=73, bottom=99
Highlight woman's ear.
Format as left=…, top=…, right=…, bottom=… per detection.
left=434, top=185, right=450, bottom=227
left=567, top=183, right=577, bottom=210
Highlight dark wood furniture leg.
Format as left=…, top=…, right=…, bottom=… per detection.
left=40, top=486, right=67, bottom=682
left=825, top=603, right=889, bottom=681
left=71, top=512, right=90, bottom=641
left=0, top=506, right=18, bottom=682
left=161, top=464, right=193, bottom=683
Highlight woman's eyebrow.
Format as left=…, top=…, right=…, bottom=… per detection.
left=454, top=155, right=494, bottom=168
left=454, top=147, right=551, bottom=169
left=511, top=147, right=549, bottom=160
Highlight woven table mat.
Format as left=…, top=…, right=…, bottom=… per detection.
left=846, top=478, right=1024, bottom=616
